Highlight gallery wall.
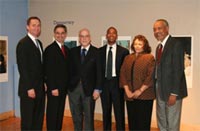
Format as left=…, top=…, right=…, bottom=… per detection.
left=29, top=0, right=200, bottom=125
left=0, top=0, right=28, bottom=115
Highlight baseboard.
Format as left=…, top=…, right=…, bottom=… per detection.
left=0, top=110, right=14, bottom=121
left=64, top=109, right=200, bottom=130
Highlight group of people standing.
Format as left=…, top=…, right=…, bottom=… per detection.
left=16, top=16, right=187, bottom=131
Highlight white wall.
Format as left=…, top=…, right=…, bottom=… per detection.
left=29, top=0, right=200, bottom=125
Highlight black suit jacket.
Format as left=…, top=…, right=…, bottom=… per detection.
left=154, top=35, right=188, bottom=101
left=69, top=45, right=102, bottom=96
left=44, top=41, right=70, bottom=96
left=16, top=35, right=44, bottom=98
left=99, top=44, right=129, bottom=82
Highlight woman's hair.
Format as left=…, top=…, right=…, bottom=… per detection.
left=131, top=34, right=151, bottom=53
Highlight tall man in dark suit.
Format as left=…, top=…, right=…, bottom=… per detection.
left=16, top=16, right=45, bottom=130
left=153, top=19, right=188, bottom=131
left=99, top=27, right=129, bottom=130
left=43, top=24, right=70, bottom=130
left=68, top=28, right=102, bottom=130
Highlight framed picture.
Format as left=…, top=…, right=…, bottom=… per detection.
left=101, top=36, right=132, bottom=51
left=64, top=37, right=79, bottom=49
left=173, top=35, right=193, bottom=88
left=0, top=36, right=8, bottom=82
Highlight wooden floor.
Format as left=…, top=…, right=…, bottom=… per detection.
left=0, top=116, right=159, bottom=131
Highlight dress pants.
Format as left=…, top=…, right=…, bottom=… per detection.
left=20, top=95, right=45, bottom=131
left=101, top=78, right=125, bottom=131
left=46, top=94, right=66, bottom=130
left=68, top=82, right=95, bottom=131
left=156, top=82, right=182, bottom=131
left=126, top=99, right=153, bottom=131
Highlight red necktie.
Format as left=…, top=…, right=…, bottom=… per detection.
left=61, top=45, right=66, bottom=58
left=156, top=44, right=163, bottom=64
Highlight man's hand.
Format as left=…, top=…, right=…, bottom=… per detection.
left=93, top=91, right=100, bottom=100
left=27, top=89, right=36, bottom=99
left=52, top=89, right=59, bottom=96
left=167, top=95, right=177, bottom=106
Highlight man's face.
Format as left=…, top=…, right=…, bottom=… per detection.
left=27, top=19, right=41, bottom=37
left=54, top=27, right=67, bottom=44
left=106, top=28, right=118, bottom=45
left=153, top=21, right=169, bottom=42
left=79, top=29, right=91, bottom=47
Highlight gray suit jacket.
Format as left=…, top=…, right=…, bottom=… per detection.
left=155, top=35, right=188, bottom=101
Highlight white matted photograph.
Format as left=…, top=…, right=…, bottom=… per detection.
left=64, top=37, right=79, bottom=49
left=173, top=35, right=193, bottom=88
left=0, top=36, right=8, bottom=82
left=101, top=36, right=131, bottom=51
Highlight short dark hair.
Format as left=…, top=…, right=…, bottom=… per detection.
left=27, top=16, right=41, bottom=25
left=106, top=26, right=118, bottom=34
left=156, top=19, right=169, bottom=27
left=131, top=35, right=151, bottom=53
left=54, top=24, right=67, bottom=33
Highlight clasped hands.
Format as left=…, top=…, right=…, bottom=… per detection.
left=125, top=88, right=142, bottom=99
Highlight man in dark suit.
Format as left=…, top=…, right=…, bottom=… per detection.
left=153, top=19, right=188, bottom=131
left=68, top=28, right=102, bottom=130
left=99, top=27, right=129, bottom=130
left=16, top=16, right=45, bottom=130
left=43, top=24, right=70, bottom=130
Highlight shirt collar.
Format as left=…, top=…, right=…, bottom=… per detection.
left=55, top=40, right=63, bottom=48
left=159, top=34, right=170, bottom=47
left=28, top=33, right=38, bottom=43
left=107, top=43, right=117, bottom=50
left=81, top=44, right=90, bottom=51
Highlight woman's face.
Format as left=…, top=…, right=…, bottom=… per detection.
left=133, top=39, right=144, bottom=53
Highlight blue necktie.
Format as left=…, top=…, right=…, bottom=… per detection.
left=81, top=48, right=86, bottom=64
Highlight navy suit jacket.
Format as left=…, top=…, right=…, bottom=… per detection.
left=43, top=41, right=70, bottom=96
left=68, top=45, right=102, bottom=96
left=16, top=35, right=44, bottom=98
left=154, top=35, right=188, bottom=101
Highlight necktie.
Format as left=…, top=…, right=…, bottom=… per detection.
left=156, top=44, right=163, bottom=64
left=81, top=48, right=86, bottom=64
left=61, top=45, right=66, bottom=58
left=35, top=39, right=43, bottom=61
left=106, top=46, right=112, bottom=79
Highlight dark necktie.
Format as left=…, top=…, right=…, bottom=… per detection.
left=61, top=45, right=66, bottom=58
left=35, top=39, right=43, bottom=61
left=106, top=46, right=112, bottom=79
left=81, top=48, right=86, bottom=64
left=156, top=44, right=163, bottom=64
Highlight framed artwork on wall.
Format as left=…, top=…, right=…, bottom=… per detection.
left=101, top=36, right=132, bottom=51
left=0, top=36, right=8, bottom=82
left=173, top=35, right=193, bottom=88
left=64, top=37, right=79, bottom=49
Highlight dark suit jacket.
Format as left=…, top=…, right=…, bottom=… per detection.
left=155, top=35, right=188, bottom=101
left=16, top=35, right=44, bottom=98
left=99, top=44, right=129, bottom=82
left=68, top=45, right=102, bottom=96
left=44, top=41, right=70, bottom=96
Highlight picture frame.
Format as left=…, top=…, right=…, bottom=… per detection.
left=64, top=37, right=79, bottom=49
left=0, top=36, right=8, bottom=82
left=173, top=35, right=193, bottom=88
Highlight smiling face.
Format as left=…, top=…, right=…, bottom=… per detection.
left=27, top=19, right=41, bottom=38
left=79, top=28, right=91, bottom=48
left=133, top=39, right=144, bottom=54
left=106, top=27, right=118, bottom=45
left=54, top=27, right=67, bottom=44
left=153, top=20, right=169, bottom=42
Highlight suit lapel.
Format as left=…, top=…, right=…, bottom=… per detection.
left=103, top=45, right=107, bottom=72
left=53, top=41, right=66, bottom=59
left=160, top=35, right=172, bottom=62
